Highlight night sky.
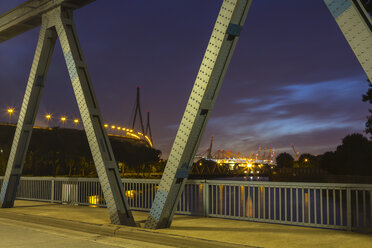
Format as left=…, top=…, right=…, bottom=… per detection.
left=0, top=0, right=369, bottom=158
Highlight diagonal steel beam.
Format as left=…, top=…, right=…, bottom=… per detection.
left=0, top=13, right=57, bottom=208
left=52, top=7, right=135, bottom=226
left=324, top=0, right=372, bottom=82
left=0, top=0, right=95, bottom=43
left=145, top=0, right=254, bottom=229
left=0, top=5, right=136, bottom=226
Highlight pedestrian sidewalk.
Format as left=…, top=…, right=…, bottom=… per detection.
left=0, top=200, right=371, bottom=248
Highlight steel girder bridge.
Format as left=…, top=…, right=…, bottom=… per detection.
left=0, top=0, right=371, bottom=230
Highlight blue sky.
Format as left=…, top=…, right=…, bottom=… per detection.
left=0, top=0, right=370, bottom=158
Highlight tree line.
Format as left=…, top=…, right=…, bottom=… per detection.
left=0, top=125, right=161, bottom=177
left=276, top=81, right=372, bottom=176
left=276, top=133, right=372, bottom=176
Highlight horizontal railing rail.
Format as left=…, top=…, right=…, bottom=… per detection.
left=0, top=176, right=371, bottom=232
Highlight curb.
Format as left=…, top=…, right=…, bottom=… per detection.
left=0, top=210, right=257, bottom=248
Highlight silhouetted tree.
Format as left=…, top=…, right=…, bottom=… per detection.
left=276, top=152, right=294, bottom=168
left=298, top=153, right=317, bottom=168
left=0, top=125, right=161, bottom=177
left=0, top=147, right=8, bottom=175
left=111, top=137, right=161, bottom=175
left=333, top=133, right=372, bottom=176
left=362, top=79, right=372, bottom=138
left=318, top=151, right=336, bottom=173
left=318, top=134, right=372, bottom=176
left=78, top=157, right=95, bottom=177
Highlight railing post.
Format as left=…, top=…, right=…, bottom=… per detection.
left=346, top=188, right=352, bottom=231
left=51, top=178, right=55, bottom=203
left=202, top=181, right=209, bottom=217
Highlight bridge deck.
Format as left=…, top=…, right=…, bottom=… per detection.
left=0, top=200, right=371, bottom=247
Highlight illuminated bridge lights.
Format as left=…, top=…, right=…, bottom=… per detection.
left=0, top=121, right=153, bottom=147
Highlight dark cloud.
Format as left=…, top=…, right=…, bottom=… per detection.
left=0, top=0, right=369, bottom=158
left=200, top=76, right=368, bottom=157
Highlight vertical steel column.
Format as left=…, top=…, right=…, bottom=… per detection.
left=0, top=17, right=57, bottom=208
left=324, top=0, right=372, bottom=82
left=51, top=7, right=135, bottom=226
left=145, top=0, right=253, bottom=229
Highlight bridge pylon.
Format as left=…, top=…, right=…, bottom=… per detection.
left=131, top=87, right=145, bottom=135
left=0, top=2, right=136, bottom=226
left=145, top=111, right=153, bottom=143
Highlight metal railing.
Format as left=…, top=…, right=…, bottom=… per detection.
left=0, top=177, right=371, bottom=232
left=206, top=181, right=372, bottom=232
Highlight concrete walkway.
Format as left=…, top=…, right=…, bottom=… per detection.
left=0, top=218, right=171, bottom=248
left=0, top=200, right=371, bottom=248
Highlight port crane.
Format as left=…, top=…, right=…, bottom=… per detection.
left=291, top=144, right=300, bottom=160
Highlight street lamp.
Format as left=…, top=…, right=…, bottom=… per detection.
left=110, top=125, right=115, bottom=135
left=7, top=108, right=14, bottom=124
left=45, top=114, right=52, bottom=128
left=60, top=116, right=67, bottom=128
left=73, top=118, right=79, bottom=128
left=104, top=124, right=109, bottom=128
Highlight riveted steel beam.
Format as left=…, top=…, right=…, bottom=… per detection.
left=145, top=0, right=254, bottom=229
left=0, top=5, right=136, bottom=226
left=324, top=0, right=372, bottom=83
left=0, top=0, right=95, bottom=43
left=0, top=14, right=57, bottom=208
